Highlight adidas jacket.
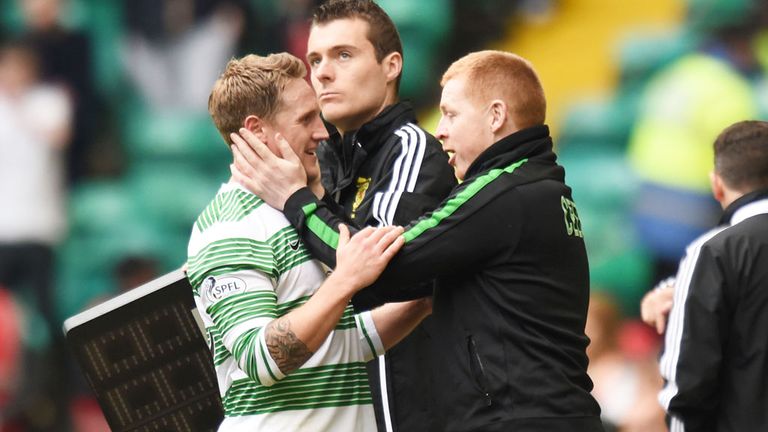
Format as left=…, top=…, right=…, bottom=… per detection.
left=308, top=101, right=456, bottom=431
left=660, top=190, right=768, bottom=432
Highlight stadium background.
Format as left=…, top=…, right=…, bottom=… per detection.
left=0, top=0, right=763, bottom=430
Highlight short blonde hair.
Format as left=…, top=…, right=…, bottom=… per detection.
left=441, top=50, right=546, bottom=129
left=208, top=53, right=307, bottom=145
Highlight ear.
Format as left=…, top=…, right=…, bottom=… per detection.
left=244, top=115, right=269, bottom=142
left=382, top=51, right=403, bottom=85
left=710, top=170, right=725, bottom=203
left=488, top=100, right=508, bottom=134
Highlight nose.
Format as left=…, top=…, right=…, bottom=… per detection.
left=435, top=116, right=448, bottom=141
left=313, top=58, right=333, bottom=83
left=312, top=116, right=330, bottom=141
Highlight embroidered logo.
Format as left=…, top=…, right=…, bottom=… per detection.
left=351, top=177, right=371, bottom=219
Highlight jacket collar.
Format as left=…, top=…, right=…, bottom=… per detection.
left=720, top=188, right=768, bottom=225
left=464, top=124, right=556, bottom=179
left=326, top=101, right=417, bottom=156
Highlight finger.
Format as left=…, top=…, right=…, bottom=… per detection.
left=232, top=145, right=258, bottom=176
left=230, top=163, right=256, bottom=192
left=274, top=133, right=301, bottom=163
left=661, top=300, right=674, bottom=314
left=640, top=310, right=652, bottom=325
left=656, top=316, right=666, bottom=335
left=365, top=225, right=399, bottom=248
left=338, top=224, right=351, bottom=250
left=376, top=226, right=405, bottom=252
left=238, top=128, right=276, bottom=162
left=231, top=132, right=266, bottom=170
left=353, top=226, right=376, bottom=240
left=381, top=235, right=404, bottom=260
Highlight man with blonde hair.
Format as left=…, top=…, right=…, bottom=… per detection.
left=188, top=52, right=431, bottom=431
left=231, top=49, right=603, bottom=431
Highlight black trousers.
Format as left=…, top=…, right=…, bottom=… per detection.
left=0, top=243, right=55, bottom=328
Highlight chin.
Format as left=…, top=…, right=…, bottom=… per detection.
left=321, top=107, right=355, bottom=127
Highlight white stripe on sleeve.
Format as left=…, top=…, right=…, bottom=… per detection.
left=658, top=227, right=726, bottom=411
left=372, top=123, right=426, bottom=227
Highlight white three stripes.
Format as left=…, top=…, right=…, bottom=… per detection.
left=372, top=123, right=426, bottom=228
left=658, top=226, right=726, bottom=432
left=372, top=123, right=427, bottom=432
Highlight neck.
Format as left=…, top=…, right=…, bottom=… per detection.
left=336, top=91, right=398, bottom=137
left=720, top=188, right=745, bottom=209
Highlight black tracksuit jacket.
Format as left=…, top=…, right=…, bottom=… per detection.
left=311, top=102, right=456, bottom=431
left=285, top=125, right=603, bottom=431
left=660, top=190, right=768, bottom=432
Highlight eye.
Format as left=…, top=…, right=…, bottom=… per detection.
left=308, top=57, right=321, bottom=67
left=339, top=51, right=351, bottom=60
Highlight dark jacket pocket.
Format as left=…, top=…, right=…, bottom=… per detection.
left=467, top=335, right=493, bottom=407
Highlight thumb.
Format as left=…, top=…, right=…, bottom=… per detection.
left=275, top=133, right=300, bottom=163
left=337, top=224, right=350, bottom=250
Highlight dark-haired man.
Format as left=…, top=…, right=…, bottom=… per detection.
left=658, top=120, right=768, bottom=432
left=232, top=1, right=456, bottom=431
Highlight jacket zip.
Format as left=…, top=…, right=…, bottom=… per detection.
left=468, top=336, right=492, bottom=406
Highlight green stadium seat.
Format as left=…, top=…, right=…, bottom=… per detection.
left=125, top=163, right=223, bottom=233
left=558, top=150, right=651, bottom=315
left=615, top=29, right=697, bottom=92
left=378, top=0, right=452, bottom=101
left=558, top=97, right=637, bottom=151
left=60, top=176, right=196, bottom=320
left=68, top=180, right=141, bottom=235
left=122, top=105, right=230, bottom=168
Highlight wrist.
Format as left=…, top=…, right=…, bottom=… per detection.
left=285, top=187, right=319, bottom=219
left=308, top=179, right=325, bottom=200
left=324, top=271, right=359, bottom=300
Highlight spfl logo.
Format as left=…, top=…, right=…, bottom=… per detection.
left=204, top=276, right=246, bottom=303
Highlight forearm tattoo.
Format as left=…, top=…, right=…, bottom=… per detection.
left=265, top=317, right=313, bottom=375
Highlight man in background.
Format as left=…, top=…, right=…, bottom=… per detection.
left=657, top=120, right=768, bottom=431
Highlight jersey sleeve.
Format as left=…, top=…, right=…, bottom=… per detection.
left=188, top=232, right=290, bottom=387
left=354, top=311, right=385, bottom=362
left=284, top=187, right=350, bottom=269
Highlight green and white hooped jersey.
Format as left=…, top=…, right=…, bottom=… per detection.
left=187, top=182, right=383, bottom=432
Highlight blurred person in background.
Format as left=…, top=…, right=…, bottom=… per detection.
left=122, top=0, right=246, bottom=111
left=231, top=1, right=458, bottom=431
left=657, top=120, right=768, bottom=431
left=0, top=39, right=72, bottom=431
left=586, top=293, right=666, bottom=432
left=628, top=0, right=768, bottom=286
left=18, top=0, right=96, bottom=184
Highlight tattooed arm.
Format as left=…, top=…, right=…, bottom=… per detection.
left=264, top=225, right=404, bottom=375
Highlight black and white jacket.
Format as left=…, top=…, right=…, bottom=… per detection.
left=311, top=101, right=456, bottom=432
left=660, top=190, right=768, bottom=432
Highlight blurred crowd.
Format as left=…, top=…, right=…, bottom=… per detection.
left=0, top=0, right=766, bottom=430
